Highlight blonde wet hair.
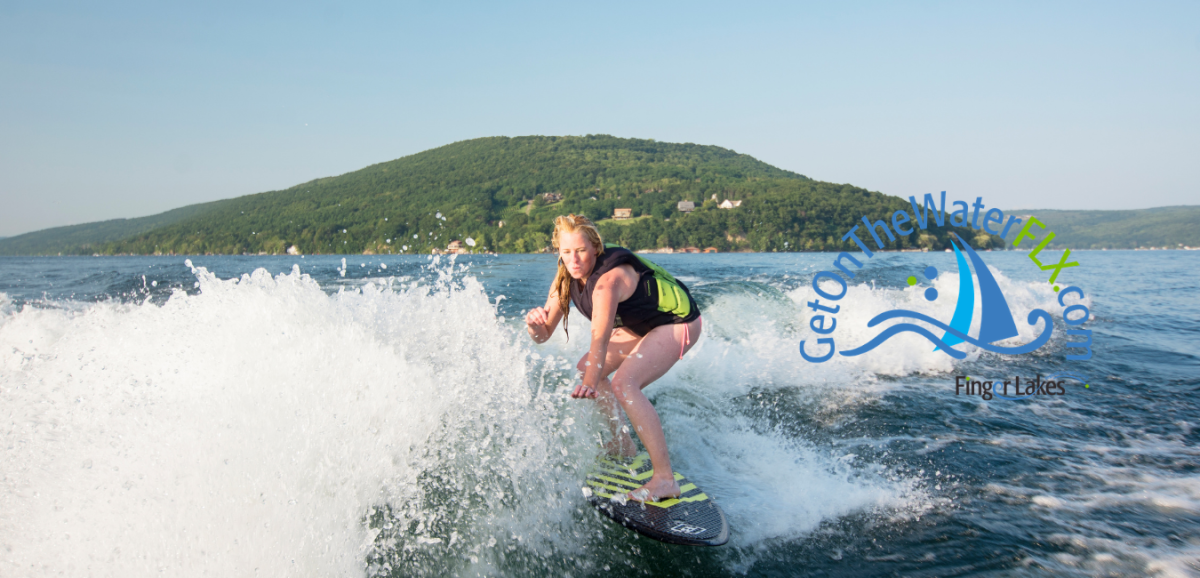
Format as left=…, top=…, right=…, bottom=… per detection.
left=551, top=214, right=604, bottom=339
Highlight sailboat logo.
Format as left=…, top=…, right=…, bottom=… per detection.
left=840, top=232, right=1054, bottom=359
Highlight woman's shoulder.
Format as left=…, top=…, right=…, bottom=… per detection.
left=600, top=244, right=638, bottom=264
left=596, top=252, right=641, bottom=287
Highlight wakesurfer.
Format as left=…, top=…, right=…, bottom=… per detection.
left=524, top=214, right=702, bottom=503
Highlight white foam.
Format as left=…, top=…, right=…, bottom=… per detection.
left=0, top=264, right=561, bottom=576
left=0, top=263, right=924, bottom=576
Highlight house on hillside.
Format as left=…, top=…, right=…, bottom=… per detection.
left=447, top=240, right=463, bottom=253
left=543, top=192, right=563, bottom=203
left=677, top=200, right=695, bottom=213
left=613, top=208, right=633, bottom=220
left=704, top=247, right=718, bottom=253
left=718, top=199, right=743, bottom=209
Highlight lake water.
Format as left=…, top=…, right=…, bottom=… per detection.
left=1, top=251, right=1197, bottom=577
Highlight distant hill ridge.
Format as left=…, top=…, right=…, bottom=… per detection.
left=3, top=135, right=1004, bottom=255
left=1005, top=206, right=1200, bottom=250
left=0, top=201, right=232, bottom=256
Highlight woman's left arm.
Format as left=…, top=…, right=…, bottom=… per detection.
left=576, top=265, right=638, bottom=398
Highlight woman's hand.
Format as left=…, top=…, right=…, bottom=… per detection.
left=571, top=383, right=598, bottom=399
left=525, top=306, right=548, bottom=329
left=525, top=306, right=554, bottom=343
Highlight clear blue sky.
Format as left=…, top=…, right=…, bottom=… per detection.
left=1, top=1, right=1196, bottom=237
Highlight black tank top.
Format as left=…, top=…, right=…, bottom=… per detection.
left=568, top=246, right=700, bottom=336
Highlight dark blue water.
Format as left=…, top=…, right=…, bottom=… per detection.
left=1, top=251, right=1197, bottom=577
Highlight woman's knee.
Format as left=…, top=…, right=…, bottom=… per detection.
left=609, top=375, right=644, bottom=399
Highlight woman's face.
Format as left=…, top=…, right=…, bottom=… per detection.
left=558, top=230, right=597, bottom=280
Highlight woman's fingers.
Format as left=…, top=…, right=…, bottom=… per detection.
left=571, top=384, right=597, bottom=399
left=525, top=307, right=546, bottom=327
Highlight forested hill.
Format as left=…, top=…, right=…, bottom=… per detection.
left=1, top=135, right=993, bottom=255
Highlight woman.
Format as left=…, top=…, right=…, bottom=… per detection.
left=524, top=214, right=702, bottom=502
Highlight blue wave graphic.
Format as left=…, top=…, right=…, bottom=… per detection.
left=840, top=308, right=1054, bottom=358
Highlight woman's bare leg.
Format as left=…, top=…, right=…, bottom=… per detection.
left=592, top=377, right=637, bottom=457
left=577, top=328, right=641, bottom=457
left=608, top=316, right=702, bottom=501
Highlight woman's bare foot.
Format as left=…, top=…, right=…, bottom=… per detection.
left=627, top=473, right=681, bottom=503
left=604, top=433, right=637, bottom=458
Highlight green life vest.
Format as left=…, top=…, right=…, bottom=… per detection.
left=607, top=243, right=692, bottom=318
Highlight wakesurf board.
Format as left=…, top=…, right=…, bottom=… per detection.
left=583, top=452, right=729, bottom=546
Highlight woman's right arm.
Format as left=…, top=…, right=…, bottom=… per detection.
left=525, top=290, right=565, bottom=344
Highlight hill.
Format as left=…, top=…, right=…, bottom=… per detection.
left=1, top=135, right=993, bottom=255
left=1006, top=206, right=1200, bottom=250
left=0, top=201, right=230, bottom=256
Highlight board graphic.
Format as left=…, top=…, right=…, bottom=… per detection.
left=584, top=453, right=729, bottom=546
